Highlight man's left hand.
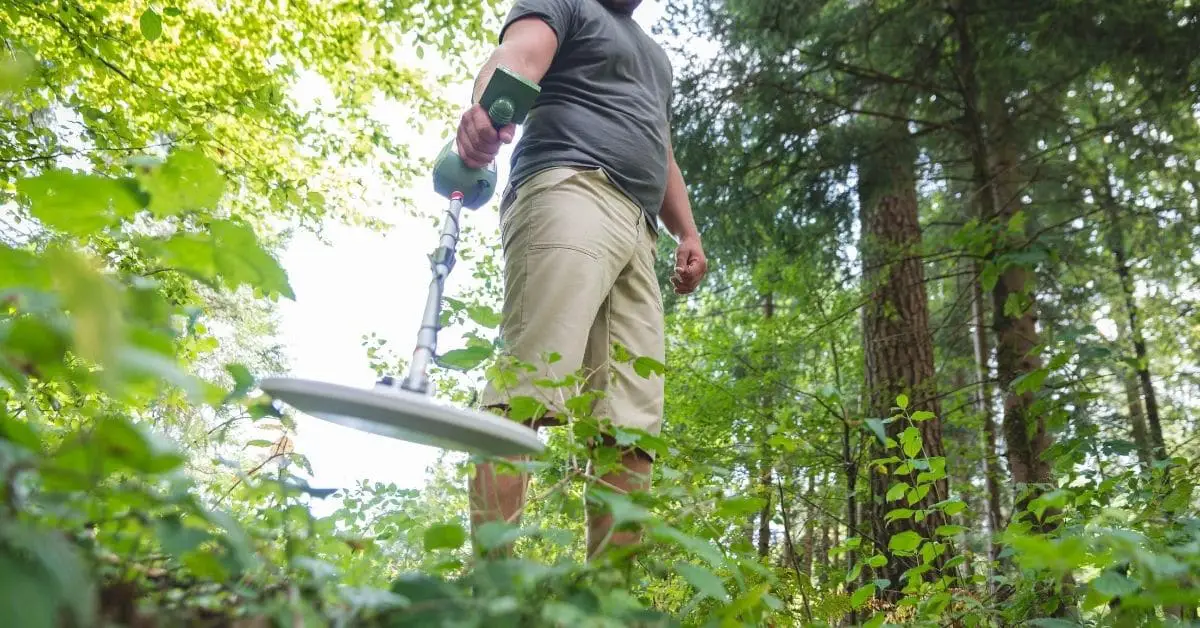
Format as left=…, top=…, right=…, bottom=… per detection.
left=671, top=235, right=707, bottom=295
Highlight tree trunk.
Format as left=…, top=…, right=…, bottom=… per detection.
left=988, top=116, right=1052, bottom=499
left=858, top=121, right=948, bottom=593
left=971, top=262, right=1005, bottom=538
left=802, top=472, right=816, bottom=578
left=816, top=471, right=832, bottom=582
left=951, top=0, right=1051, bottom=513
left=757, top=291, right=775, bottom=558
left=1124, top=371, right=1154, bottom=468
left=1103, top=193, right=1166, bottom=459
left=757, top=457, right=772, bottom=558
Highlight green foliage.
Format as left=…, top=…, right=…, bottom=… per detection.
left=5, top=0, right=1200, bottom=626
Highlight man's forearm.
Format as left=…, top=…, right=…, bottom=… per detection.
left=471, top=54, right=504, bottom=104
left=660, top=155, right=700, bottom=242
left=471, top=18, right=558, bottom=104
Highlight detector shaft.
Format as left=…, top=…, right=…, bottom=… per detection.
left=399, top=192, right=464, bottom=394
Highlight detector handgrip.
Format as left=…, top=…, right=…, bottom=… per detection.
left=430, top=66, right=540, bottom=209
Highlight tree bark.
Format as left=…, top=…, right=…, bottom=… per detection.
left=757, top=291, right=775, bottom=558
left=970, top=262, right=1005, bottom=538
left=858, top=121, right=948, bottom=593
left=1124, top=371, right=1154, bottom=468
left=802, top=472, right=816, bottom=578
left=988, top=116, right=1052, bottom=496
left=1103, top=192, right=1166, bottom=460
left=951, top=0, right=1051, bottom=512
left=757, top=458, right=772, bottom=558
left=816, top=471, right=832, bottom=581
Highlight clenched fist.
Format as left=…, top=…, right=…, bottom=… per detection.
left=671, top=235, right=707, bottom=295
left=456, top=103, right=516, bottom=169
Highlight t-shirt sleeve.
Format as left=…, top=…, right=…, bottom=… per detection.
left=499, top=0, right=578, bottom=50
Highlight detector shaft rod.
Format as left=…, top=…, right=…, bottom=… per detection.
left=401, top=191, right=465, bottom=394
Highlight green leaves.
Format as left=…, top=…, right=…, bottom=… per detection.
left=900, top=426, right=923, bottom=458
left=466, top=304, right=502, bottom=329
left=910, top=410, right=935, bottom=422
left=677, top=563, right=730, bottom=603
left=209, top=220, right=293, bottom=298
left=864, top=418, right=888, bottom=445
left=633, top=356, right=666, bottom=378
left=717, top=496, right=768, bottom=518
left=45, top=247, right=125, bottom=369
left=851, top=583, right=876, bottom=609
left=507, top=396, right=547, bottom=422
left=136, top=148, right=224, bottom=216
left=17, top=171, right=140, bottom=236
left=140, top=9, right=163, bottom=40
left=438, top=345, right=492, bottom=371
left=888, top=530, right=923, bottom=554
left=1090, top=570, right=1138, bottom=599
left=650, top=523, right=725, bottom=569
left=0, top=521, right=96, bottom=628
left=158, top=219, right=294, bottom=299
left=423, top=523, right=467, bottom=551
left=935, top=525, right=966, bottom=537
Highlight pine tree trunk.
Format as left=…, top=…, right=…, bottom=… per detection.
left=951, top=0, right=1051, bottom=510
left=988, top=118, right=1052, bottom=495
left=757, top=457, right=772, bottom=558
left=858, top=122, right=948, bottom=593
left=1124, top=372, right=1154, bottom=468
left=757, top=291, right=775, bottom=558
left=1104, top=195, right=1166, bottom=459
left=817, top=471, right=832, bottom=582
left=802, top=472, right=816, bottom=578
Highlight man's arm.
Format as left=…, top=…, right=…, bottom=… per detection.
left=660, top=150, right=700, bottom=243
left=659, top=141, right=707, bottom=295
left=471, top=17, right=559, bottom=103
left=457, top=17, right=559, bottom=168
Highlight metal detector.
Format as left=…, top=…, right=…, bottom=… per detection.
left=261, top=67, right=544, bottom=458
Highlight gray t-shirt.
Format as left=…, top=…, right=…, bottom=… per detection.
left=498, top=0, right=674, bottom=228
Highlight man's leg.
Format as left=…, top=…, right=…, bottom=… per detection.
left=471, top=166, right=637, bottom=558
left=581, top=209, right=666, bottom=562
left=585, top=447, right=653, bottom=560
left=468, top=455, right=529, bottom=558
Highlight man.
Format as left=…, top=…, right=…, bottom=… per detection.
left=457, top=0, right=707, bottom=560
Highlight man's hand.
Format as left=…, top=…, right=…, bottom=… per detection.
left=671, top=235, right=707, bottom=295
left=456, top=104, right=516, bottom=169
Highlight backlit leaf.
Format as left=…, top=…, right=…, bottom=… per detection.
left=17, top=171, right=141, bottom=237
left=677, top=563, right=729, bottom=602
left=889, top=530, right=922, bottom=553
left=423, top=523, right=467, bottom=551
left=633, top=356, right=666, bottom=378
left=717, top=496, right=768, bottom=518
left=137, top=148, right=225, bottom=216
left=851, top=583, right=876, bottom=608
left=439, top=345, right=492, bottom=371
left=210, top=220, right=295, bottom=299
left=900, top=426, right=922, bottom=458
left=140, top=9, right=163, bottom=40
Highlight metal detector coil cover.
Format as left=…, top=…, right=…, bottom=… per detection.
left=260, top=378, right=544, bottom=458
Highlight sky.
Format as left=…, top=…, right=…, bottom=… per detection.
left=274, top=1, right=671, bottom=506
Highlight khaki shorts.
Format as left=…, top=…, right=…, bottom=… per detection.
left=479, top=166, right=666, bottom=440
